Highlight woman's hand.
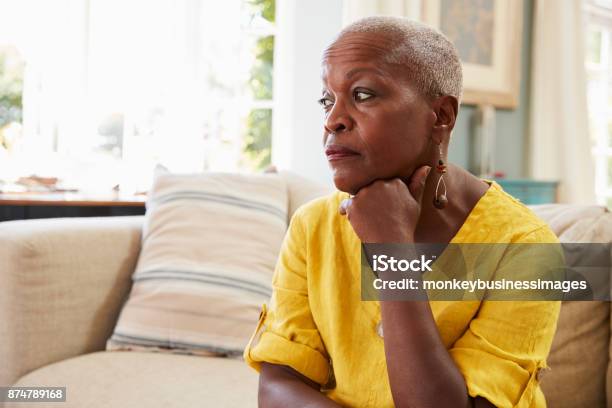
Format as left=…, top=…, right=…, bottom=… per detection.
left=339, top=165, right=431, bottom=243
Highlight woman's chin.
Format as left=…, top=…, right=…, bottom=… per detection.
left=332, top=173, right=364, bottom=196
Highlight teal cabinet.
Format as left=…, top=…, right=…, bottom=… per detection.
left=494, top=179, right=559, bottom=204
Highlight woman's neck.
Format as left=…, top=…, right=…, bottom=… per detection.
left=413, top=164, right=489, bottom=243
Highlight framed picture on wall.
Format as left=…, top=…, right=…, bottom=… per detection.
left=422, top=0, right=523, bottom=109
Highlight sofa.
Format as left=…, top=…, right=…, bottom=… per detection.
left=1, top=174, right=611, bottom=408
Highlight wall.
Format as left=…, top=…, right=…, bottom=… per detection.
left=271, top=0, right=341, bottom=186
left=272, top=0, right=533, bottom=185
left=450, top=0, right=533, bottom=178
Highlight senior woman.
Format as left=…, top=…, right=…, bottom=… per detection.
left=244, top=16, right=560, bottom=408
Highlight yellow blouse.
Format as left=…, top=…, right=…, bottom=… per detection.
left=244, top=181, right=561, bottom=407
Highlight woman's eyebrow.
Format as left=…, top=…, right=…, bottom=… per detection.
left=320, top=66, right=387, bottom=94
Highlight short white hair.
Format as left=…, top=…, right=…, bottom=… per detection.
left=337, top=16, right=463, bottom=103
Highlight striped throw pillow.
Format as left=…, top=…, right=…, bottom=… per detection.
left=107, top=170, right=287, bottom=357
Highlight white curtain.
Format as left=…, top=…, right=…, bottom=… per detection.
left=528, top=0, right=595, bottom=204
left=343, top=0, right=422, bottom=25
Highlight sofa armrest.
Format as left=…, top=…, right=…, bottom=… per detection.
left=0, top=216, right=143, bottom=386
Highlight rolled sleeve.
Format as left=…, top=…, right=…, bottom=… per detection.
left=450, top=301, right=560, bottom=407
left=247, top=327, right=331, bottom=385
left=243, top=210, right=331, bottom=386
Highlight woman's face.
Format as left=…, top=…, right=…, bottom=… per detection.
left=321, top=31, right=437, bottom=195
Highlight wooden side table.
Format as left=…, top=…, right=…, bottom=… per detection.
left=0, top=192, right=146, bottom=222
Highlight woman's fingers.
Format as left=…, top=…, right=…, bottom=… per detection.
left=340, top=165, right=430, bottom=217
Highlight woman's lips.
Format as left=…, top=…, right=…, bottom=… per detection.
left=325, top=145, right=360, bottom=161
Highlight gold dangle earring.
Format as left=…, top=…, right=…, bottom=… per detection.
left=433, top=145, right=448, bottom=209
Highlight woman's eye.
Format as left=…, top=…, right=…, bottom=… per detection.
left=318, top=97, right=334, bottom=109
left=354, top=90, right=373, bottom=102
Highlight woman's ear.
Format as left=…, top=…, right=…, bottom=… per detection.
left=431, top=95, right=459, bottom=144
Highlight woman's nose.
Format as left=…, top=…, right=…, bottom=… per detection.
left=324, top=101, right=353, bottom=134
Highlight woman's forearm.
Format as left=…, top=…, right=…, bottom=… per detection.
left=258, top=362, right=342, bottom=408
left=379, top=298, right=470, bottom=408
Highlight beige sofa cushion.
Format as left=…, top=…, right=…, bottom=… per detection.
left=0, top=216, right=143, bottom=387
left=6, top=352, right=257, bottom=408
left=107, top=171, right=288, bottom=356
left=530, top=204, right=612, bottom=408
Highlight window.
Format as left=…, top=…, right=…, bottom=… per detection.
left=584, top=0, right=612, bottom=207
left=0, top=46, right=24, bottom=159
left=243, top=0, right=275, bottom=171
left=0, top=0, right=275, bottom=193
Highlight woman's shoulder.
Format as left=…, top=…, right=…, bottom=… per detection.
left=292, top=190, right=347, bottom=222
left=455, top=181, right=558, bottom=244
left=289, top=190, right=351, bottom=238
